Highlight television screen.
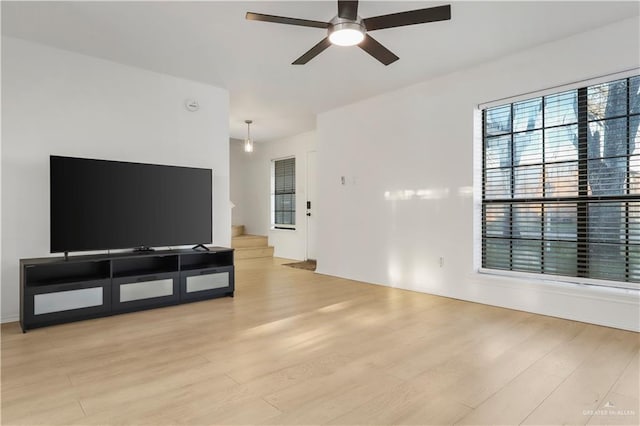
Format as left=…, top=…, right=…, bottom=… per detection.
left=50, top=156, right=212, bottom=253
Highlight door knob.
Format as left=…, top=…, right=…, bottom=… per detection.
left=306, top=212, right=311, bottom=216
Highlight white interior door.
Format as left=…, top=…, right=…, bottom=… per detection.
left=306, top=151, right=317, bottom=260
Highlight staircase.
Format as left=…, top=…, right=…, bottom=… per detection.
left=232, top=225, right=274, bottom=259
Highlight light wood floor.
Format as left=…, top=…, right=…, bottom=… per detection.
left=2, top=257, right=639, bottom=425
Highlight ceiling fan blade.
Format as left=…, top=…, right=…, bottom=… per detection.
left=246, top=12, right=329, bottom=29
left=338, top=0, right=359, bottom=20
left=363, top=4, right=451, bottom=31
left=359, top=34, right=399, bottom=66
left=292, top=37, right=332, bottom=65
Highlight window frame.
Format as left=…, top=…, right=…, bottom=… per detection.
left=479, top=73, right=640, bottom=290
left=271, top=156, right=296, bottom=231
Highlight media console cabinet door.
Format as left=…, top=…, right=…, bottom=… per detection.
left=34, top=287, right=103, bottom=314
left=186, top=272, right=229, bottom=293
left=112, top=272, right=180, bottom=312
left=23, top=280, right=111, bottom=330
left=180, top=266, right=234, bottom=301
left=120, top=279, right=174, bottom=302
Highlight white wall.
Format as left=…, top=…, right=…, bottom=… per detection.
left=229, top=138, right=247, bottom=226
left=317, top=17, right=640, bottom=331
left=230, top=131, right=317, bottom=260
left=1, top=37, right=230, bottom=322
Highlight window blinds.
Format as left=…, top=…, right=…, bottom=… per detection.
left=274, top=157, right=296, bottom=226
left=482, top=75, right=640, bottom=289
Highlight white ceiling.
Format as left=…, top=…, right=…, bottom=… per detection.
left=2, top=1, right=638, bottom=142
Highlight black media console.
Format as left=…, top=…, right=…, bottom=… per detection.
left=20, top=247, right=234, bottom=332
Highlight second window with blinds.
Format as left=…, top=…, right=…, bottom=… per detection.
left=272, top=157, right=296, bottom=230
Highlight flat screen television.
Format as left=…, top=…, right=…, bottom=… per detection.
left=50, top=156, right=212, bottom=253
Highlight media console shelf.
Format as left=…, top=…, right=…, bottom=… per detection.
left=20, top=247, right=234, bottom=332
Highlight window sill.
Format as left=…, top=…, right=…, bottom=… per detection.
left=270, top=226, right=296, bottom=232
left=477, top=268, right=640, bottom=301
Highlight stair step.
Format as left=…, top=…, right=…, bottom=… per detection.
left=232, top=235, right=268, bottom=249
left=234, top=246, right=274, bottom=260
left=231, top=225, right=245, bottom=237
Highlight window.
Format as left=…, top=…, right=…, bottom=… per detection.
left=272, top=157, right=296, bottom=229
left=482, top=75, right=640, bottom=289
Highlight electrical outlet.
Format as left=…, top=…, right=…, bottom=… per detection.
left=439, top=257, right=444, bottom=267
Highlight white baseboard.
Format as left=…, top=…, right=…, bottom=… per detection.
left=315, top=266, right=640, bottom=332
left=462, top=272, right=640, bottom=332
left=1, top=315, right=19, bottom=324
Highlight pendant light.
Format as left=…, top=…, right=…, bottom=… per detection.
left=244, top=120, right=254, bottom=153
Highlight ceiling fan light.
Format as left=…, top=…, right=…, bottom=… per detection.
left=328, top=21, right=365, bottom=46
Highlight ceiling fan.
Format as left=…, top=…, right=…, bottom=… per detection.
left=246, top=1, right=451, bottom=66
